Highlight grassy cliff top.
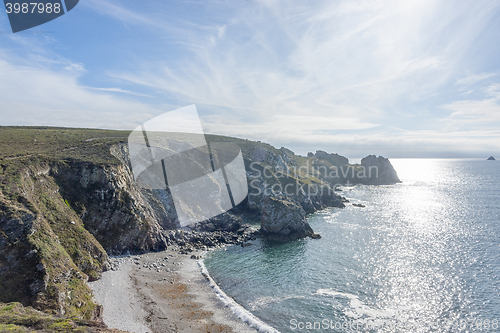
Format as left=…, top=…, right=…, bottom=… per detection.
left=0, top=126, right=293, bottom=166
left=0, top=127, right=131, bottom=165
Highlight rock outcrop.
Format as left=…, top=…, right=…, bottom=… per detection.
left=313, top=150, right=349, bottom=166
left=260, top=196, right=319, bottom=240
left=359, top=155, right=400, bottom=185
left=487, top=156, right=495, bottom=160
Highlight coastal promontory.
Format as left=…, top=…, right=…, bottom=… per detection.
left=0, top=126, right=400, bottom=330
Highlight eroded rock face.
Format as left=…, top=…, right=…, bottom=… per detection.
left=50, top=162, right=170, bottom=255
left=314, top=150, right=349, bottom=166
left=260, top=196, right=318, bottom=240
left=189, top=212, right=242, bottom=233
left=244, top=155, right=346, bottom=213
left=360, top=155, right=401, bottom=185
left=0, top=195, right=102, bottom=318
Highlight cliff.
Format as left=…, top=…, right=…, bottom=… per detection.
left=0, top=126, right=400, bottom=321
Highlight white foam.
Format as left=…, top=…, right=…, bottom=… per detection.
left=248, top=295, right=305, bottom=311
left=315, top=289, right=395, bottom=320
left=198, top=258, right=281, bottom=333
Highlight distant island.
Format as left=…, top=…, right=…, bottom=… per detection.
left=487, top=156, right=496, bottom=160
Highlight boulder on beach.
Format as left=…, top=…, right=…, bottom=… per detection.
left=260, top=196, right=320, bottom=240
left=487, top=156, right=496, bottom=160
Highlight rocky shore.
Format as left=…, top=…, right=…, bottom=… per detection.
left=89, top=249, right=264, bottom=333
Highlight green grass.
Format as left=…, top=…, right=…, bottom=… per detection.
left=0, top=323, right=27, bottom=332
left=0, top=302, right=127, bottom=332
left=0, top=126, right=130, bottom=165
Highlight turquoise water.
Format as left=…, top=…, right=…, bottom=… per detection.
left=204, top=159, right=500, bottom=332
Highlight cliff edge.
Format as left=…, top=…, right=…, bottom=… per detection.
left=0, top=126, right=400, bottom=320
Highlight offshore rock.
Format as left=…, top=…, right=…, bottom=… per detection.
left=487, top=156, right=495, bottom=160
left=260, top=196, right=319, bottom=241
left=360, top=155, right=401, bottom=185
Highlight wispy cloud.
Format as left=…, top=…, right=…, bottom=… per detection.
left=443, top=99, right=500, bottom=124
left=455, top=73, right=497, bottom=85
left=87, top=87, right=153, bottom=98
left=100, top=0, right=500, bottom=121
left=0, top=57, right=167, bottom=129
left=65, top=63, right=86, bottom=72
left=441, top=82, right=500, bottom=128
left=202, top=114, right=379, bottom=142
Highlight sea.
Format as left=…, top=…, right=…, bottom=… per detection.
left=203, top=159, right=500, bottom=332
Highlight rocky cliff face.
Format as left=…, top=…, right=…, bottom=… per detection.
left=51, top=145, right=179, bottom=254
left=260, top=196, right=319, bottom=240
left=0, top=162, right=108, bottom=319
left=0, top=145, right=180, bottom=318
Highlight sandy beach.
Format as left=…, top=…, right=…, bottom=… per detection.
left=89, top=247, right=265, bottom=333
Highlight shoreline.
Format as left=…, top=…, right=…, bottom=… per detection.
left=197, top=257, right=280, bottom=333
left=89, top=247, right=274, bottom=333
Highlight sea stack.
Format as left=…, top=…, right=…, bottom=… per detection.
left=487, top=156, right=496, bottom=160
left=360, top=155, right=401, bottom=184
left=260, top=196, right=320, bottom=240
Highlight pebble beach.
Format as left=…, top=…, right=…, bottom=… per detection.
left=88, top=248, right=261, bottom=333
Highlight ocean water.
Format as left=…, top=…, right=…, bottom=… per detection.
left=204, top=159, right=500, bottom=332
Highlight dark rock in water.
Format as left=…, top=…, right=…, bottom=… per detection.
left=260, top=196, right=319, bottom=240
left=352, top=203, right=366, bottom=208
left=360, top=155, right=401, bottom=185
left=487, top=156, right=496, bottom=160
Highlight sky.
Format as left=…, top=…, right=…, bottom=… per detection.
left=1, top=0, right=500, bottom=158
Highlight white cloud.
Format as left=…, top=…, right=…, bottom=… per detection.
left=100, top=0, right=499, bottom=123
left=455, top=73, right=497, bottom=85
left=441, top=83, right=500, bottom=126
left=87, top=87, right=153, bottom=98
left=485, top=83, right=500, bottom=98
left=65, top=63, right=86, bottom=72
left=202, top=114, right=379, bottom=141
left=0, top=57, right=168, bottom=129
left=442, top=99, right=500, bottom=123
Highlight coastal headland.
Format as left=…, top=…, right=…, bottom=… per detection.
left=0, top=127, right=399, bottom=332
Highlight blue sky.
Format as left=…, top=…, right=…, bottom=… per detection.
left=1, top=0, right=500, bottom=158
